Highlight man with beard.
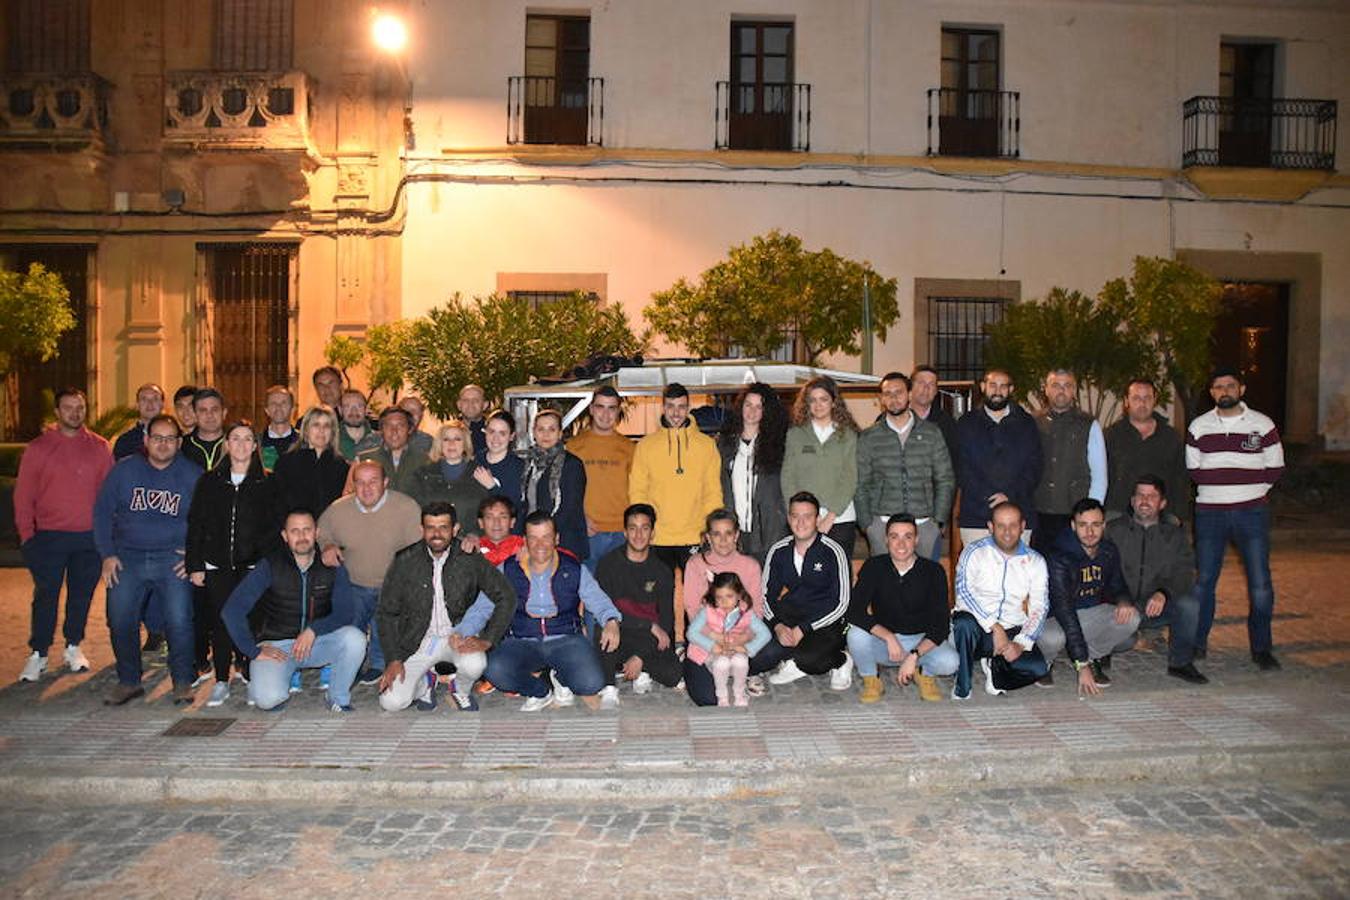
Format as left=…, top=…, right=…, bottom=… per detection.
left=855, top=372, right=954, bottom=561
left=955, top=369, right=1042, bottom=549
left=1186, top=368, right=1284, bottom=669
left=375, top=502, right=517, bottom=712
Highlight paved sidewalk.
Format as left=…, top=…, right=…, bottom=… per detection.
left=1, top=542, right=1348, bottom=802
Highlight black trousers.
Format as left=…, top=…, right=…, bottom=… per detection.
left=651, top=544, right=695, bottom=575
left=203, top=568, right=250, bottom=682
left=750, top=620, right=848, bottom=676
left=599, top=624, right=682, bottom=688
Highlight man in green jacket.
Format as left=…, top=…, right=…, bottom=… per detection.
left=375, top=501, right=517, bottom=712
left=855, top=372, right=955, bottom=561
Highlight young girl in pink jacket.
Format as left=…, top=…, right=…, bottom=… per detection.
left=686, top=572, right=771, bottom=707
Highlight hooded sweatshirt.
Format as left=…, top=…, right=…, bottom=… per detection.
left=628, top=418, right=722, bottom=546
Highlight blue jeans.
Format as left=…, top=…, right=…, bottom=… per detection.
left=485, top=633, right=606, bottom=699
left=585, top=531, right=626, bottom=574
left=1138, top=591, right=1201, bottom=667
left=950, top=611, right=1048, bottom=697
left=1194, top=505, right=1275, bottom=653
left=20, top=530, right=101, bottom=655
left=846, top=627, right=959, bottom=677
left=247, top=626, right=367, bottom=710
left=350, top=583, right=384, bottom=672
left=106, top=548, right=194, bottom=687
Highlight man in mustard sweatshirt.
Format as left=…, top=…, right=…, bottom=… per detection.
left=628, top=383, right=722, bottom=574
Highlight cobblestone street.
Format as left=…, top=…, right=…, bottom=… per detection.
left=3, top=778, right=1348, bottom=898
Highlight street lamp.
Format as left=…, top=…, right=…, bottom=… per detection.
left=371, top=12, right=408, bottom=54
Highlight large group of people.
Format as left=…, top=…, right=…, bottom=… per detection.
left=12, top=360, right=1285, bottom=712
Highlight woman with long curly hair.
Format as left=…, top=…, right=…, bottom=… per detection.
left=716, top=382, right=789, bottom=560
left=781, top=375, right=860, bottom=554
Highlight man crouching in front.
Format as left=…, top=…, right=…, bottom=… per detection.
left=222, top=508, right=367, bottom=712
left=484, top=512, right=622, bottom=712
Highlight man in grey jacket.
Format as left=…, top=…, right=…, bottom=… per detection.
left=1105, top=475, right=1207, bottom=684
left=855, top=372, right=955, bottom=561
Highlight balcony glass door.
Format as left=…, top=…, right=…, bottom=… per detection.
left=938, top=28, right=1001, bottom=156
left=523, top=15, right=590, bottom=145
left=1218, top=42, right=1275, bottom=166
left=729, top=22, right=794, bottom=151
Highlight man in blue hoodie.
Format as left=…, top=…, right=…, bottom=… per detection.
left=94, top=415, right=203, bottom=705
left=1037, top=497, right=1140, bottom=694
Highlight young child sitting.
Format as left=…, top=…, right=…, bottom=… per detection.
left=686, top=572, right=771, bottom=707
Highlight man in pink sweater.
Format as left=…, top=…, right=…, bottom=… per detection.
left=14, top=388, right=112, bottom=682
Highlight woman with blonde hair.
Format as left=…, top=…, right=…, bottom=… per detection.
left=271, top=405, right=350, bottom=520
left=781, top=375, right=860, bottom=554
left=409, top=419, right=489, bottom=536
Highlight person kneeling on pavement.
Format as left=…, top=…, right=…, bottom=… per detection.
left=846, top=513, right=958, bottom=703
left=1105, top=475, right=1207, bottom=684
left=1037, top=498, right=1140, bottom=696
left=484, top=512, right=623, bottom=711
left=758, top=492, right=854, bottom=691
left=375, top=501, right=517, bottom=713
left=222, top=508, right=367, bottom=712
left=950, top=502, right=1051, bottom=699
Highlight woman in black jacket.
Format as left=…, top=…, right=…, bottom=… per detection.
left=521, top=408, right=588, bottom=561
left=409, top=419, right=490, bottom=535
left=186, top=421, right=280, bottom=706
left=271, top=405, right=350, bottom=520
left=716, top=382, right=789, bottom=561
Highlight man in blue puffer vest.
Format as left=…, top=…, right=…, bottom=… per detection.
left=485, top=511, right=623, bottom=712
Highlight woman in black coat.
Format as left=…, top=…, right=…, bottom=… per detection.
left=716, top=382, right=789, bottom=561
left=409, top=419, right=490, bottom=535
left=186, top=421, right=280, bottom=705
left=271, top=405, right=350, bottom=520
left=521, top=408, right=588, bottom=561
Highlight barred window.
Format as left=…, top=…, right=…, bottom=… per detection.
left=214, top=0, right=293, bottom=71
left=507, top=290, right=599, bottom=311
left=927, top=296, right=1009, bottom=382
left=5, top=0, right=90, bottom=72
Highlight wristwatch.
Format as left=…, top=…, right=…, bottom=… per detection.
left=1071, top=659, right=1088, bottom=672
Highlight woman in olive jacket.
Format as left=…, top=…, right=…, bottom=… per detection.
left=780, top=375, right=860, bottom=554
left=186, top=421, right=281, bottom=705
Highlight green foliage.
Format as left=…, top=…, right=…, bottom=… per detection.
left=323, top=335, right=364, bottom=384
left=0, top=263, right=75, bottom=376
left=984, top=287, right=1153, bottom=421
left=88, top=405, right=139, bottom=441
left=398, top=292, right=647, bottom=417
left=646, top=230, right=899, bottom=364
left=1099, top=256, right=1221, bottom=416
left=365, top=321, right=412, bottom=400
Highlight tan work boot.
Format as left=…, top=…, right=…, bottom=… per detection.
left=859, top=675, right=884, bottom=704
left=915, top=672, right=943, bottom=702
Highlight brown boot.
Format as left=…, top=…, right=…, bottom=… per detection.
left=915, top=672, right=943, bottom=702
left=172, top=682, right=196, bottom=705
left=859, top=675, right=884, bottom=704
left=104, top=683, right=145, bottom=706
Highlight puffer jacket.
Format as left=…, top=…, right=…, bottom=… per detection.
left=854, top=415, right=955, bottom=524
left=185, top=456, right=280, bottom=572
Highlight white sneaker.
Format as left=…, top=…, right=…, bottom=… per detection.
left=981, top=658, right=1006, bottom=696
left=549, top=672, right=575, bottom=707
left=63, top=644, right=90, bottom=673
left=631, top=672, right=653, bottom=695
left=191, top=670, right=213, bottom=689
left=768, top=658, right=808, bottom=685
left=18, top=652, right=47, bottom=683
left=829, top=651, right=854, bottom=691
left=206, top=681, right=230, bottom=707
left=520, top=691, right=555, bottom=713
left=599, top=685, right=620, bottom=710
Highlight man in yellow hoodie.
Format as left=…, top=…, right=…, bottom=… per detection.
left=629, top=383, right=722, bottom=574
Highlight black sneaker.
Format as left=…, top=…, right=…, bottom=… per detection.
left=1089, top=659, right=1112, bottom=687
left=1099, top=654, right=1112, bottom=671
left=1193, top=646, right=1207, bottom=660
left=1035, top=667, right=1055, bottom=687
left=413, top=672, right=437, bottom=711
left=1167, top=663, right=1209, bottom=684
left=357, top=667, right=383, bottom=686
left=1252, top=650, right=1281, bottom=672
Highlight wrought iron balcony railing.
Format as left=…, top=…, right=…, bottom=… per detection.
left=164, top=70, right=310, bottom=149
left=507, top=76, right=604, bottom=146
left=926, top=88, right=1020, bottom=158
left=715, top=81, right=810, bottom=152
left=0, top=73, right=109, bottom=146
left=1182, top=96, right=1336, bottom=170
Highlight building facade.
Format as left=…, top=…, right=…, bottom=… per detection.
left=0, top=0, right=406, bottom=435
left=4, top=0, right=1349, bottom=449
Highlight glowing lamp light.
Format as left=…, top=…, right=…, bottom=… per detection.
left=372, top=13, right=408, bottom=54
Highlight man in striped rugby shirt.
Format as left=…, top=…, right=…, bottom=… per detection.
left=1186, top=368, right=1285, bottom=670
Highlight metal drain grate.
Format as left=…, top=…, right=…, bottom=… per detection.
left=163, top=718, right=237, bottom=737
